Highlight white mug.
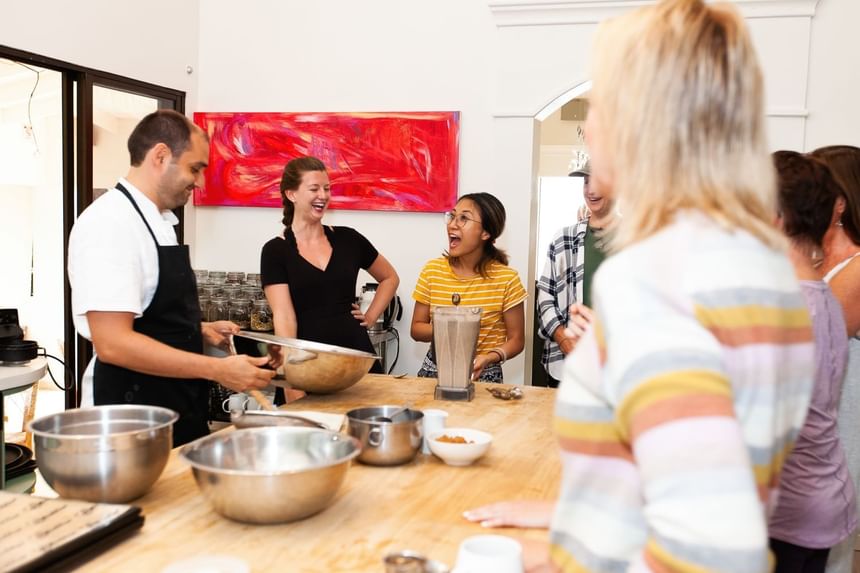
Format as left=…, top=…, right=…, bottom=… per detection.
left=455, top=535, right=523, bottom=573
left=422, top=409, right=448, bottom=454
left=222, top=393, right=262, bottom=413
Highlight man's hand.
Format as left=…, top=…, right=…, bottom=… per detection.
left=212, top=355, right=275, bottom=393
left=202, top=321, right=240, bottom=350
left=563, top=303, right=594, bottom=340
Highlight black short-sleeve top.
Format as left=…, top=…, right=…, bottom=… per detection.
left=260, top=226, right=379, bottom=352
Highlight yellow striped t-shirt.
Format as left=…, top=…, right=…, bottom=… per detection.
left=412, top=257, right=527, bottom=354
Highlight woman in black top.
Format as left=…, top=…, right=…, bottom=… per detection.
left=260, top=157, right=399, bottom=387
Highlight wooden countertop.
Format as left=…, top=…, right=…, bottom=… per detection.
left=80, top=375, right=560, bottom=572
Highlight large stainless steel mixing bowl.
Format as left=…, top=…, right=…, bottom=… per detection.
left=180, top=426, right=361, bottom=524
left=233, top=331, right=378, bottom=394
left=29, top=405, right=178, bottom=503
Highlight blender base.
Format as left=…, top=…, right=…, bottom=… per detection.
left=434, top=383, right=475, bottom=401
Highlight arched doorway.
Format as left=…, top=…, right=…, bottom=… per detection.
left=527, top=81, right=592, bottom=387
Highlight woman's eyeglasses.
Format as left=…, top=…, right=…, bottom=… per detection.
left=444, top=211, right=481, bottom=228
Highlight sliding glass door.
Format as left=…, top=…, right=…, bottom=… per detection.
left=0, top=45, right=185, bottom=408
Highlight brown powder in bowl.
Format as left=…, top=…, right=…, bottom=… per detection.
left=435, top=434, right=474, bottom=444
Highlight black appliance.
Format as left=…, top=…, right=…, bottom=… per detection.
left=0, top=309, right=38, bottom=365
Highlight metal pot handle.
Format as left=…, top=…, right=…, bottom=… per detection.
left=368, top=426, right=384, bottom=447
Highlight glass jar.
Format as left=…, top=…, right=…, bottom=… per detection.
left=208, top=271, right=227, bottom=285
left=226, top=271, right=245, bottom=285
left=193, top=269, right=209, bottom=283
left=245, top=273, right=262, bottom=287
left=200, top=284, right=219, bottom=298
left=221, top=284, right=241, bottom=301
left=228, top=297, right=251, bottom=329
left=250, top=299, right=274, bottom=332
left=208, top=294, right=229, bottom=322
left=198, top=293, right=211, bottom=320
left=242, top=284, right=262, bottom=301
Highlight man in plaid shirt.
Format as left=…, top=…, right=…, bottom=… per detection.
left=536, top=161, right=616, bottom=387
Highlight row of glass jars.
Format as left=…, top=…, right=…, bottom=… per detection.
left=194, top=269, right=260, bottom=286
left=198, top=282, right=264, bottom=302
left=199, top=295, right=273, bottom=332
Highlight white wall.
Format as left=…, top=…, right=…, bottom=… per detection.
left=191, top=0, right=503, bottom=379
left=1, top=0, right=200, bottom=110
left=805, top=0, right=860, bottom=149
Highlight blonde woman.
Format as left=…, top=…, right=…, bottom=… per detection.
left=496, top=2, right=816, bottom=571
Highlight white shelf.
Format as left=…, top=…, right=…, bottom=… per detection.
left=0, top=357, right=47, bottom=394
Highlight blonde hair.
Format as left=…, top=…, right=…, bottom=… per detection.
left=590, top=0, right=782, bottom=251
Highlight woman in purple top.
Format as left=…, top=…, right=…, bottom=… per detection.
left=770, top=151, right=858, bottom=573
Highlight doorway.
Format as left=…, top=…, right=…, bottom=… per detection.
left=528, top=82, right=591, bottom=387
left=0, top=45, right=185, bottom=412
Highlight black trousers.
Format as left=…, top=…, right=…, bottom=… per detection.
left=770, top=538, right=831, bottom=573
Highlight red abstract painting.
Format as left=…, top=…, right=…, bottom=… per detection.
left=193, top=112, right=459, bottom=212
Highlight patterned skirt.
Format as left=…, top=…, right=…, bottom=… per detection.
left=416, top=347, right=503, bottom=383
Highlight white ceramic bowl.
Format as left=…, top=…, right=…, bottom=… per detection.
left=428, top=428, right=492, bottom=466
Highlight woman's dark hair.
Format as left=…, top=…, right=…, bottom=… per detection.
left=772, top=150, right=843, bottom=248
left=279, top=156, right=328, bottom=228
left=810, top=145, right=860, bottom=246
left=447, top=192, right=509, bottom=277
left=127, top=109, right=198, bottom=166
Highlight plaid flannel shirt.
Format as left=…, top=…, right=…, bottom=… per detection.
left=536, top=218, right=588, bottom=380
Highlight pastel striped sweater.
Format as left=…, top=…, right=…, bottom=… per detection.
left=551, top=213, right=815, bottom=573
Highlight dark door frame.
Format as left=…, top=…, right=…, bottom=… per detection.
left=0, top=45, right=186, bottom=409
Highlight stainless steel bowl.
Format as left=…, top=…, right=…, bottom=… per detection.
left=347, top=406, right=424, bottom=466
left=180, top=427, right=361, bottom=524
left=29, top=405, right=178, bottom=503
left=233, top=331, right=378, bottom=394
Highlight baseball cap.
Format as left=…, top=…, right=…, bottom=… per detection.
left=568, top=160, right=591, bottom=177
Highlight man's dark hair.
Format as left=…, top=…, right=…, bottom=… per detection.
left=127, top=109, right=195, bottom=166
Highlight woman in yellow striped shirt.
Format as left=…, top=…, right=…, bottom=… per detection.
left=411, top=193, right=527, bottom=382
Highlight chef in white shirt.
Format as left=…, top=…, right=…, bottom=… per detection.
left=68, top=109, right=274, bottom=446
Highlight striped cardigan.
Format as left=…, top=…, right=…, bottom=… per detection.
left=551, top=212, right=815, bottom=573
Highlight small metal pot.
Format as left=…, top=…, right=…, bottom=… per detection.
left=346, top=406, right=424, bottom=466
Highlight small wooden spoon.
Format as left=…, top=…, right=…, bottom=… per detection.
left=248, top=389, right=276, bottom=412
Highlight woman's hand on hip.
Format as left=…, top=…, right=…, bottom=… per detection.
left=351, top=303, right=374, bottom=327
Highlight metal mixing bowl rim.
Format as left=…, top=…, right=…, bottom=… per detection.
left=346, top=406, right=424, bottom=425
left=235, top=330, right=380, bottom=359
left=178, top=427, right=362, bottom=477
left=28, top=404, right=179, bottom=440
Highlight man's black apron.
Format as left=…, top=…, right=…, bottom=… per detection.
left=93, top=183, right=209, bottom=447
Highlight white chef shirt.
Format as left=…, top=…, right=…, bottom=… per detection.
left=68, top=177, right=180, bottom=405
